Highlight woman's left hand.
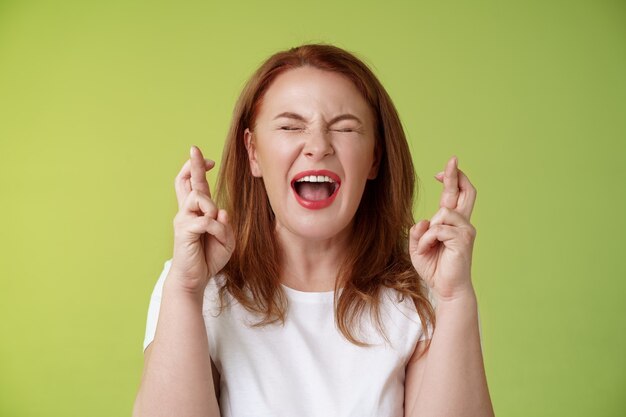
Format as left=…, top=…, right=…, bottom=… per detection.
left=409, top=156, right=478, bottom=303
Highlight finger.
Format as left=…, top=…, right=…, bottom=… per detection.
left=175, top=157, right=215, bottom=210
left=409, top=220, right=430, bottom=256
left=435, top=165, right=476, bottom=221
left=415, top=224, right=458, bottom=256
left=205, top=210, right=235, bottom=251
left=429, top=206, right=474, bottom=228
left=455, top=168, right=477, bottom=220
left=182, top=214, right=220, bottom=236
left=439, top=156, right=460, bottom=210
left=217, top=209, right=235, bottom=252
left=190, top=146, right=212, bottom=197
left=181, top=190, right=219, bottom=219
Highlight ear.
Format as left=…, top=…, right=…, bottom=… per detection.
left=367, top=141, right=382, bottom=179
left=244, top=128, right=262, bottom=177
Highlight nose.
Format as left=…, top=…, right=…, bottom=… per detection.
left=302, top=128, right=334, bottom=160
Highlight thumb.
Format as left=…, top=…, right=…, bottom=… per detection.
left=217, top=208, right=229, bottom=224
left=217, top=208, right=235, bottom=254
left=409, top=220, right=430, bottom=255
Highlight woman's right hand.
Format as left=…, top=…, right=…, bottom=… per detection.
left=169, top=145, right=235, bottom=294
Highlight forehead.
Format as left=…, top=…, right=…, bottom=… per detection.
left=256, top=66, right=373, bottom=122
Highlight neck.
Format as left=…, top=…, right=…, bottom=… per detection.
left=276, top=224, right=351, bottom=292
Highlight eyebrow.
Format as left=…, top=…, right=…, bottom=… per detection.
left=273, top=112, right=363, bottom=125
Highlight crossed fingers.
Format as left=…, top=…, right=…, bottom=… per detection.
left=411, top=156, right=477, bottom=257
left=434, top=156, right=477, bottom=221
left=175, top=146, right=215, bottom=211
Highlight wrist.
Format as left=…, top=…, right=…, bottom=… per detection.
left=163, top=272, right=206, bottom=306
left=434, top=287, right=478, bottom=315
left=434, top=281, right=476, bottom=303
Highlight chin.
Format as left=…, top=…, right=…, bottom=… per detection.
left=277, top=217, right=352, bottom=242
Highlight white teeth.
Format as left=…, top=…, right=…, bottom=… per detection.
left=296, top=175, right=336, bottom=183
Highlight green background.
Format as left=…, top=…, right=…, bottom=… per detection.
left=1, top=0, right=624, bottom=416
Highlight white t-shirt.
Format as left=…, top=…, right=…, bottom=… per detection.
left=143, top=259, right=432, bottom=417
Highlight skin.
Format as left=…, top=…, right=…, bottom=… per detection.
left=244, top=66, right=380, bottom=291
left=135, top=67, right=493, bottom=416
left=133, top=147, right=229, bottom=417
left=410, top=156, right=477, bottom=302
left=405, top=157, right=495, bottom=416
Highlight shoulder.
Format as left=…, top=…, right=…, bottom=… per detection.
left=378, top=285, right=434, bottom=342
left=379, top=287, right=421, bottom=323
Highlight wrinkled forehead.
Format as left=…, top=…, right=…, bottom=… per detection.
left=254, top=67, right=375, bottom=127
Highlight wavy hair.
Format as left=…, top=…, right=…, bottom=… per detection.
left=214, top=43, right=435, bottom=347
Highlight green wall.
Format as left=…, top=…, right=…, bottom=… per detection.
left=1, top=0, right=624, bottom=416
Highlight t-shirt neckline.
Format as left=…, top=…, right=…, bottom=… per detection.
left=280, top=283, right=342, bottom=303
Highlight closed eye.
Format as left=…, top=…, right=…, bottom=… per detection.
left=333, top=128, right=356, bottom=133
left=280, top=126, right=303, bottom=131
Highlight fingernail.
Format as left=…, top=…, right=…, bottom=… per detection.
left=190, top=146, right=196, bottom=157
left=452, top=156, right=458, bottom=166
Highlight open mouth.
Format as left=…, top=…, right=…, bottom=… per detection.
left=291, top=170, right=341, bottom=209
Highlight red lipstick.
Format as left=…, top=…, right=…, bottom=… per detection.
left=291, top=170, right=341, bottom=210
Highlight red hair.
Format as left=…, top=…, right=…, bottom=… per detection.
left=215, top=43, right=435, bottom=347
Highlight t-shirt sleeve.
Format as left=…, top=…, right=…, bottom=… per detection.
left=417, top=321, right=434, bottom=342
left=142, top=258, right=173, bottom=352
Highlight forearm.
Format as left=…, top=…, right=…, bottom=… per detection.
left=410, top=290, right=494, bottom=417
left=133, top=273, right=220, bottom=417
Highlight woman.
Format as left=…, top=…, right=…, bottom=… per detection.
left=133, top=43, right=494, bottom=417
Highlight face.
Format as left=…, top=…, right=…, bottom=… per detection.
left=245, top=66, right=380, bottom=242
